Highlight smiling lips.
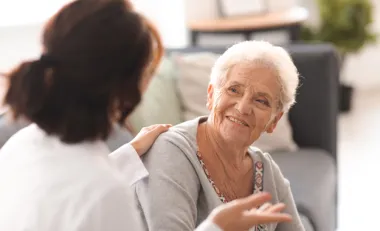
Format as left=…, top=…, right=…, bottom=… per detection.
left=226, top=116, right=249, bottom=127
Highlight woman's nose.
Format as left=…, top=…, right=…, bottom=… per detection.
left=235, top=97, right=252, bottom=115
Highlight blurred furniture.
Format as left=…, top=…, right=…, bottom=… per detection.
left=188, top=6, right=308, bottom=46
left=217, top=0, right=268, bottom=17
left=0, top=43, right=339, bottom=231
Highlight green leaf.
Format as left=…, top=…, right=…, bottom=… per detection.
left=300, top=0, right=377, bottom=54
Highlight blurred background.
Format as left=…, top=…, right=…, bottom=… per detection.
left=1, top=0, right=379, bottom=231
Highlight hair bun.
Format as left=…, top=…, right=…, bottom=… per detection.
left=38, top=54, right=59, bottom=68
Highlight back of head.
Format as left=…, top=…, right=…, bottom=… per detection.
left=3, top=0, right=163, bottom=143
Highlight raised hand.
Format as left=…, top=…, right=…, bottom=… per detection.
left=209, top=192, right=292, bottom=231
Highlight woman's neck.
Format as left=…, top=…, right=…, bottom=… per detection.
left=201, top=121, right=250, bottom=169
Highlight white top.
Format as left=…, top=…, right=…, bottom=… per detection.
left=0, top=124, right=221, bottom=231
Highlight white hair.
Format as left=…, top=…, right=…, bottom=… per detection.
left=209, top=40, right=299, bottom=112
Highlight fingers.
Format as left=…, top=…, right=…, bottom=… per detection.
left=245, top=202, right=291, bottom=224
left=246, top=212, right=292, bottom=224
left=263, top=203, right=286, bottom=213
left=151, top=124, right=171, bottom=133
left=142, top=124, right=160, bottom=131
left=143, top=124, right=172, bottom=139
left=232, top=192, right=272, bottom=211
left=145, top=124, right=172, bottom=131
left=257, top=202, right=272, bottom=212
left=257, top=202, right=285, bottom=214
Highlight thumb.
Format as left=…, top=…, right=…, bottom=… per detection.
left=232, top=192, right=272, bottom=211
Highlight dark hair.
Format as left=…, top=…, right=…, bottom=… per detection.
left=4, top=0, right=163, bottom=143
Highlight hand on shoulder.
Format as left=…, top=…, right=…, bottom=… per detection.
left=130, top=124, right=172, bottom=156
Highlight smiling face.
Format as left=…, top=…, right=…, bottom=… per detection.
left=207, top=62, right=284, bottom=147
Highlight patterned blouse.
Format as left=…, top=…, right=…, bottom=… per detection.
left=196, top=151, right=267, bottom=231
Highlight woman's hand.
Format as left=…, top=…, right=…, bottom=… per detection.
left=208, top=192, right=292, bottom=231
left=130, top=124, right=172, bottom=156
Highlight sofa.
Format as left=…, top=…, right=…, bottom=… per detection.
left=162, top=44, right=339, bottom=231
left=0, top=43, right=339, bottom=231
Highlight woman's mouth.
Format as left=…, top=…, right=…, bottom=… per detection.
left=226, top=116, right=248, bottom=127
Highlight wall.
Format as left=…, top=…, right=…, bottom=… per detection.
left=0, top=0, right=69, bottom=72
left=0, top=0, right=188, bottom=73
left=132, top=0, right=187, bottom=48
left=185, top=0, right=380, bottom=90
left=0, top=0, right=69, bottom=27
left=1, top=0, right=380, bottom=90
left=0, top=24, right=43, bottom=73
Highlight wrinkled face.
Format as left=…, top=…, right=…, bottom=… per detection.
left=207, top=63, right=284, bottom=147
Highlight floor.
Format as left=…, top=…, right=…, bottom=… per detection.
left=337, top=88, right=380, bottom=231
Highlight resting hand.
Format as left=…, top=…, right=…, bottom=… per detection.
left=208, top=192, right=292, bottom=231
left=130, top=124, right=172, bottom=156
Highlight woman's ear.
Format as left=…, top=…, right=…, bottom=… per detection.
left=265, top=112, right=284, bottom=133
left=206, top=84, right=214, bottom=111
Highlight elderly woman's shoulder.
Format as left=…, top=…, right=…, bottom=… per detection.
left=249, top=146, right=272, bottom=160
left=141, top=119, right=200, bottom=173
left=249, top=146, right=290, bottom=192
left=151, top=119, right=198, bottom=146
left=143, top=117, right=198, bottom=164
left=249, top=146, right=284, bottom=176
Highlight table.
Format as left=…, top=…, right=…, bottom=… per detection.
left=187, top=6, right=308, bottom=46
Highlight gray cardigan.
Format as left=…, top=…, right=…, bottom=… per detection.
left=134, top=117, right=305, bottom=231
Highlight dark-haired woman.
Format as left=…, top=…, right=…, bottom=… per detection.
left=0, top=1, right=292, bottom=231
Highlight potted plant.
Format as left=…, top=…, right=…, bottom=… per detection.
left=301, top=0, right=377, bottom=112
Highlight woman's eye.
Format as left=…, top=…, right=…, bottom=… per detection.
left=229, top=87, right=238, bottom=93
left=256, top=99, right=270, bottom=106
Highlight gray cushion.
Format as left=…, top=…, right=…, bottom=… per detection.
left=106, top=125, right=134, bottom=151
left=299, top=213, right=315, bottom=231
left=271, top=149, right=337, bottom=231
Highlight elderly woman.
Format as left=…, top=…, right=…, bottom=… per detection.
left=135, top=41, right=305, bottom=231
